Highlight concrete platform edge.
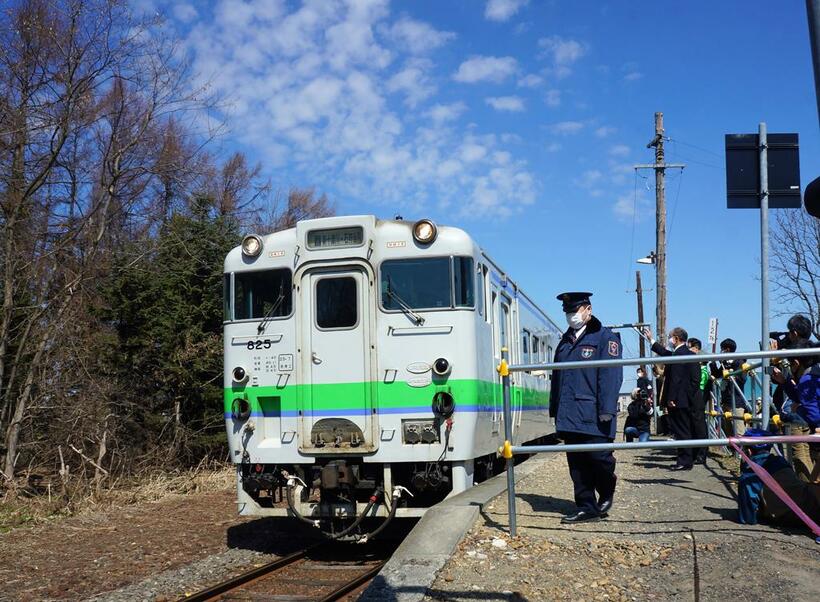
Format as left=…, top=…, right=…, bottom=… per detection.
left=359, top=454, right=553, bottom=602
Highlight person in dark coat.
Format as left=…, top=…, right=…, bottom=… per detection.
left=643, top=326, right=700, bottom=470
left=549, top=292, right=623, bottom=523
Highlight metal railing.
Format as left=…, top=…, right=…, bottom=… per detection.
left=496, top=346, right=820, bottom=537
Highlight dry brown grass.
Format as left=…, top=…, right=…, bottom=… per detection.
left=0, top=461, right=235, bottom=532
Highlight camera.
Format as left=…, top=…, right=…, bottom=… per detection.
left=769, top=331, right=791, bottom=350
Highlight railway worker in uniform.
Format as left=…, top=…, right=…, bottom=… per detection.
left=549, top=292, right=623, bottom=523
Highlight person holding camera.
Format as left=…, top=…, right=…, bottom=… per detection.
left=708, top=338, right=747, bottom=412
left=770, top=314, right=814, bottom=350
left=772, top=338, right=820, bottom=483
left=624, top=388, right=653, bottom=442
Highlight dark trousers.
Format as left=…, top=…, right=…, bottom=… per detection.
left=667, top=406, right=693, bottom=467
left=561, top=432, right=617, bottom=513
left=690, top=391, right=708, bottom=463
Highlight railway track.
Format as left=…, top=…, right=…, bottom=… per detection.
left=180, top=539, right=399, bottom=602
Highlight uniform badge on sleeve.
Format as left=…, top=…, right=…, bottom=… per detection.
left=608, top=341, right=620, bottom=357
left=581, top=347, right=595, bottom=359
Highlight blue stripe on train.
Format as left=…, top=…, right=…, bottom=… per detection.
left=223, top=404, right=548, bottom=419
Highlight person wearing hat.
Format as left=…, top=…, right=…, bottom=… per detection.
left=549, top=292, right=623, bottom=523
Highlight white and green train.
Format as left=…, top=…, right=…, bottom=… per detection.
left=223, top=215, right=561, bottom=523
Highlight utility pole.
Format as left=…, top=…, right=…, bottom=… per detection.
left=636, top=271, right=646, bottom=371
left=634, top=112, right=684, bottom=343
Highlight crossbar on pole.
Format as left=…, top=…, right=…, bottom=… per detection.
left=509, top=347, right=816, bottom=373
left=510, top=435, right=820, bottom=455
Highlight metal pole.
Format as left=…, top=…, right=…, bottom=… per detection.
left=500, top=347, right=516, bottom=537
left=510, top=346, right=817, bottom=373
left=511, top=434, right=820, bottom=455
left=759, top=122, right=771, bottom=429
left=807, top=0, right=820, bottom=125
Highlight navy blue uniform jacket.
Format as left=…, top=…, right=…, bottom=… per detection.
left=549, top=316, right=623, bottom=439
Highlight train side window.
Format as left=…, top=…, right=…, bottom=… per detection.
left=482, top=265, right=490, bottom=323
left=522, top=330, right=530, bottom=364
left=316, top=276, right=358, bottom=329
left=453, top=257, right=474, bottom=307
left=476, top=264, right=485, bottom=317
left=531, top=335, right=539, bottom=362
left=500, top=301, right=510, bottom=351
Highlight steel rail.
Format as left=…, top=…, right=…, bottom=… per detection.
left=179, top=545, right=319, bottom=602
left=180, top=541, right=390, bottom=602
left=318, top=561, right=387, bottom=602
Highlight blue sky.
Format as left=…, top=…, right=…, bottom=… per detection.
left=148, top=0, right=818, bottom=390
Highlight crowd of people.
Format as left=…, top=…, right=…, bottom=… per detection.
left=632, top=314, right=819, bottom=482
left=548, top=290, right=819, bottom=527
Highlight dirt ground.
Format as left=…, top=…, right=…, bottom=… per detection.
left=0, top=488, right=324, bottom=601
left=426, top=443, right=820, bottom=602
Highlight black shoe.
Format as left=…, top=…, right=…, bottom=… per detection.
left=561, top=510, right=601, bottom=524
left=598, top=496, right=613, bottom=514
left=671, top=464, right=693, bottom=471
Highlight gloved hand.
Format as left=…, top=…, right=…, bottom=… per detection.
left=599, top=414, right=614, bottom=422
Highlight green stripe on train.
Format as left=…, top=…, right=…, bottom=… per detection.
left=223, top=379, right=549, bottom=413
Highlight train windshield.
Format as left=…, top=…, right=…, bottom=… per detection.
left=381, top=257, right=474, bottom=310
left=234, top=269, right=293, bottom=320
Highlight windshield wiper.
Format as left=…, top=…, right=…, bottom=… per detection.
left=257, top=282, right=286, bottom=335
left=386, top=277, right=425, bottom=325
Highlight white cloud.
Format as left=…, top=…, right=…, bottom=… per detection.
left=575, top=169, right=604, bottom=197
left=172, top=2, right=198, bottom=22
left=486, top=96, right=525, bottom=112
left=623, top=71, right=643, bottom=82
left=179, top=0, right=537, bottom=217
left=453, top=55, right=518, bottom=83
left=389, top=17, right=455, bottom=54
left=427, top=102, right=467, bottom=123
left=609, top=144, right=630, bottom=157
left=613, top=191, right=651, bottom=221
left=484, top=0, right=530, bottom=22
left=595, top=126, right=617, bottom=138
left=544, top=89, right=561, bottom=107
left=549, top=120, right=584, bottom=135
left=387, top=59, right=435, bottom=107
left=545, top=142, right=561, bottom=153
left=517, top=73, right=543, bottom=88
left=538, top=35, right=587, bottom=78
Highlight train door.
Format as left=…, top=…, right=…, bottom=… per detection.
left=490, top=288, right=500, bottom=431
left=298, top=266, right=377, bottom=452
left=499, top=295, right=517, bottom=435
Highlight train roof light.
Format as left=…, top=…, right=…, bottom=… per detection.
left=412, top=219, right=437, bottom=244
left=241, top=234, right=263, bottom=257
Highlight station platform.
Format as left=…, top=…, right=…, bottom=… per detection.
left=367, top=435, right=820, bottom=602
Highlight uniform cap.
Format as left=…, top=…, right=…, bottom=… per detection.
left=557, top=291, right=592, bottom=312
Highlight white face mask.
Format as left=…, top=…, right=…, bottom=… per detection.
left=667, top=337, right=676, bottom=349
left=565, top=310, right=586, bottom=330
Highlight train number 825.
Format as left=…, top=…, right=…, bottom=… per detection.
left=246, top=339, right=273, bottom=350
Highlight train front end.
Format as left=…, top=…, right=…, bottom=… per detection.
left=223, top=215, right=489, bottom=524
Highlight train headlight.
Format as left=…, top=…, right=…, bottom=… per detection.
left=241, top=234, right=263, bottom=257
left=231, top=398, right=251, bottom=421
left=432, top=391, right=455, bottom=418
left=232, top=366, right=248, bottom=383
left=412, top=219, right=437, bottom=244
left=432, top=357, right=451, bottom=377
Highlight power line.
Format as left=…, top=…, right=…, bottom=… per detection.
left=667, top=168, right=685, bottom=243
